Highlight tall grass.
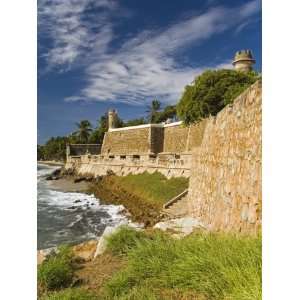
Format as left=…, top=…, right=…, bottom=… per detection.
left=40, top=288, right=97, bottom=300
left=38, top=246, right=75, bottom=293
left=104, top=227, right=262, bottom=300
left=105, top=226, right=148, bottom=256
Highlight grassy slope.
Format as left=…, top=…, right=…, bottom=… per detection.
left=90, top=172, right=189, bottom=226
left=39, top=227, right=261, bottom=300
left=113, top=172, right=189, bottom=206
left=103, top=227, right=262, bottom=300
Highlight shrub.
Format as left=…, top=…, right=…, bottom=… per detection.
left=38, top=246, right=75, bottom=292
left=105, top=226, right=148, bottom=256
left=177, top=69, right=260, bottom=124
left=41, top=288, right=97, bottom=300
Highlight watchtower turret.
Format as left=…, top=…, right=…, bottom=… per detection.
left=108, top=109, right=118, bottom=129
left=232, top=50, right=255, bottom=72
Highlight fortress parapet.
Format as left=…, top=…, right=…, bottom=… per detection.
left=232, top=50, right=255, bottom=72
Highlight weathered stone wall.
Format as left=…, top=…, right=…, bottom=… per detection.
left=101, top=127, right=151, bottom=155
left=65, top=153, right=191, bottom=178
left=163, top=124, right=189, bottom=153
left=188, top=81, right=262, bottom=234
left=161, top=121, right=206, bottom=153
left=186, top=121, right=207, bottom=151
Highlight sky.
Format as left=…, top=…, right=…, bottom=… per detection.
left=38, top=0, right=261, bottom=144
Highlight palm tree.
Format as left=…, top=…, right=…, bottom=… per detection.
left=74, top=120, right=93, bottom=143
left=146, top=99, right=161, bottom=123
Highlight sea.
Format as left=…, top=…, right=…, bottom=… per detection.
left=37, top=163, right=127, bottom=250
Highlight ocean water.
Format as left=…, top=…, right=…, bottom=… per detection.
left=37, top=164, right=127, bottom=250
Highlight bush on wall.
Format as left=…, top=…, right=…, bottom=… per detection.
left=177, top=69, right=260, bottom=124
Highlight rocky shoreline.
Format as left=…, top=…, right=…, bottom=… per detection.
left=38, top=166, right=204, bottom=266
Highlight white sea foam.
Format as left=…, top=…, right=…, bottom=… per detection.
left=37, top=163, right=133, bottom=249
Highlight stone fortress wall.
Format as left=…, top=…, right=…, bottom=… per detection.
left=188, top=80, right=262, bottom=233
left=66, top=121, right=199, bottom=178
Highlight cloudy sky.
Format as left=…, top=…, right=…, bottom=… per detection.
left=38, top=0, right=261, bottom=144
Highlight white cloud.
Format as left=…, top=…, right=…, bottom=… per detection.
left=40, top=0, right=260, bottom=105
left=38, top=0, right=116, bottom=70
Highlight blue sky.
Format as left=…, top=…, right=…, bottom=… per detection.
left=38, top=0, right=261, bottom=144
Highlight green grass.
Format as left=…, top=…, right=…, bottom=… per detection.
left=113, top=171, right=189, bottom=206
left=105, top=226, right=148, bottom=256
left=41, top=288, right=97, bottom=300
left=38, top=246, right=75, bottom=293
left=103, top=227, right=262, bottom=300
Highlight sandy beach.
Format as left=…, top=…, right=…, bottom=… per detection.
left=38, top=160, right=64, bottom=166
left=48, top=177, right=90, bottom=193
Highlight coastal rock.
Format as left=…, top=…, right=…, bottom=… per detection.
left=45, top=168, right=62, bottom=180
left=72, top=240, right=98, bottom=261
left=154, top=217, right=206, bottom=238
left=94, top=226, right=121, bottom=259
left=37, top=247, right=58, bottom=265
left=74, top=177, right=85, bottom=183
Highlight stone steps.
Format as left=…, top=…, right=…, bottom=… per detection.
left=162, top=195, right=190, bottom=219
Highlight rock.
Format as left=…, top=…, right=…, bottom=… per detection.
left=74, top=200, right=81, bottom=203
left=67, top=206, right=76, bottom=210
left=52, top=168, right=62, bottom=176
left=153, top=217, right=206, bottom=238
left=72, top=240, right=97, bottom=261
left=74, top=177, right=85, bottom=183
left=94, top=226, right=121, bottom=259
left=46, top=169, right=62, bottom=180
left=37, top=247, right=58, bottom=265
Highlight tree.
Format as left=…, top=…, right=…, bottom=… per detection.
left=39, top=136, right=69, bottom=161
left=153, top=105, right=177, bottom=123
left=73, top=120, right=93, bottom=143
left=122, top=118, right=146, bottom=127
left=146, top=99, right=161, bottom=123
left=88, top=114, right=108, bottom=144
left=177, top=69, right=260, bottom=125
left=37, top=144, right=45, bottom=160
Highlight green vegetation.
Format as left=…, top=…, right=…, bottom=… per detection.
left=41, top=288, right=97, bottom=300
left=73, top=120, right=93, bottom=143
left=38, top=136, right=69, bottom=161
left=103, top=227, right=262, bottom=300
left=90, top=172, right=189, bottom=225
left=38, top=246, right=75, bottom=293
left=177, top=69, right=260, bottom=124
left=146, top=99, right=162, bottom=123
left=105, top=226, right=148, bottom=256
left=39, top=228, right=261, bottom=300
left=152, top=105, right=177, bottom=124
left=113, top=172, right=188, bottom=206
